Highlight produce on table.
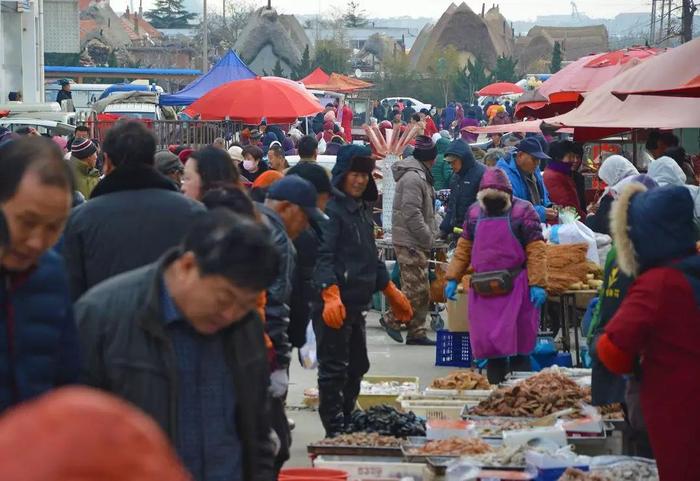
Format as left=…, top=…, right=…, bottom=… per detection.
left=471, top=371, right=588, bottom=417
left=558, top=461, right=659, bottom=481
left=598, top=403, right=624, bottom=420
left=316, top=432, right=402, bottom=447
left=470, top=417, right=536, bottom=437
left=409, top=437, right=493, bottom=456
left=546, top=243, right=590, bottom=295
left=430, top=370, right=491, bottom=390
left=360, top=380, right=418, bottom=395
left=348, top=405, right=426, bottom=437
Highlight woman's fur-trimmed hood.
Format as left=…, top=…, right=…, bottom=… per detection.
left=611, top=182, right=696, bottom=277
left=477, top=188, right=512, bottom=213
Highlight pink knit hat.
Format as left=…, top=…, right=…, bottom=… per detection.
left=479, top=167, right=513, bottom=196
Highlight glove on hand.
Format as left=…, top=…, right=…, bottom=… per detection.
left=444, top=280, right=459, bottom=301
left=321, top=285, right=346, bottom=329
left=269, top=369, right=289, bottom=398
left=383, top=282, right=413, bottom=323
left=529, top=286, right=547, bottom=309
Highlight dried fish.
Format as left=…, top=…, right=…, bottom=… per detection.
left=430, top=370, right=491, bottom=390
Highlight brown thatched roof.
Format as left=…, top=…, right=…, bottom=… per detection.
left=409, top=2, right=514, bottom=71
left=233, top=7, right=311, bottom=76
left=408, top=21, right=436, bottom=68
left=483, top=6, right=514, bottom=57
left=361, top=33, right=401, bottom=62
left=516, top=24, right=608, bottom=74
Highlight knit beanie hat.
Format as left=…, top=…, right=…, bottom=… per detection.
left=413, top=135, right=437, bottom=162
left=71, top=138, right=97, bottom=160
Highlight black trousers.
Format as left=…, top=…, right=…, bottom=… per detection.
left=313, top=307, right=370, bottom=437
left=486, top=355, right=531, bottom=385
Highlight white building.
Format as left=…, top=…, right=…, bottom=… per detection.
left=1, top=0, right=78, bottom=103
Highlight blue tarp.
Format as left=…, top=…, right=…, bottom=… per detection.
left=159, top=50, right=256, bottom=106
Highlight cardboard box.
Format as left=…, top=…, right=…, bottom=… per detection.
left=446, top=290, right=469, bottom=332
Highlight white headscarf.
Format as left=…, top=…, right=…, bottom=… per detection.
left=598, top=155, right=639, bottom=201
left=647, top=155, right=687, bottom=187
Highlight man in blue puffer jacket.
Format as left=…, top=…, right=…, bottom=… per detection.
left=497, top=137, right=557, bottom=223
left=0, top=136, right=80, bottom=412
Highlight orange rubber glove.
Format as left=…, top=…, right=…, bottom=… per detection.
left=321, top=285, right=346, bottom=329
left=383, top=282, right=413, bottom=324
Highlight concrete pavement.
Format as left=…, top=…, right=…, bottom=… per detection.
left=285, top=311, right=457, bottom=467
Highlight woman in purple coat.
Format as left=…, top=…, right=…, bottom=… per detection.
left=444, top=168, right=548, bottom=383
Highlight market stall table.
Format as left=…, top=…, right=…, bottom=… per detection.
left=547, top=290, right=597, bottom=367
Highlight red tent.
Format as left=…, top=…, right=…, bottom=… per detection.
left=300, top=67, right=331, bottom=86
left=463, top=119, right=573, bottom=135
left=549, top=38, right=700, bottom=140
left=516, top=47, right=664, bottom=119
left=613, top=74, right=700, bottom=99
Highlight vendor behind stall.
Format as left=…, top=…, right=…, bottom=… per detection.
left=444, top=168, right=547, bottom=384
left=313, top=144, right=413, bottom=437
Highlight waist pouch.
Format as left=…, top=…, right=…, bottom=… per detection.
left=470, top=267, right=522, bottom=297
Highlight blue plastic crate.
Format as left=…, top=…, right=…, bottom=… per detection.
left=435, top=330, right=472, bottom=367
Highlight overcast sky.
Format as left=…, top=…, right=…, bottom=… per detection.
left=258, top=0, right=650, bottom=20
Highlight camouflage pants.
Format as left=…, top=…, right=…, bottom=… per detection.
left=387, top=245, right=430, bottom=338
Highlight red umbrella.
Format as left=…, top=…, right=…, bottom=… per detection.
left=188, top=76, right=323, bottom=123
left=613, top=74, right=700, bottom=100
left=478, top=82, right=524, bottom=97
left=516, top=47, right=664, bottom=119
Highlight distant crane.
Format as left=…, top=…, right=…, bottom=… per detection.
left=571, top=1, right=582, bottom=20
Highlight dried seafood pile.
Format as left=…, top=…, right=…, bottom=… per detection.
left=470, top=417, right=534, bottom=437
left=558, top=461, right=659, bottom=481
left=409, top=437, right=493, bottom=456
left=317, top=432, right=402, bottom=448
left=430, top=370, right=490, bottom=390
left=471, top=371, right=587, bottom=417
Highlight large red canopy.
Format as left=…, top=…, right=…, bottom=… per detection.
left=303, top=73, right=373, bottom=93
left=549, top=38, right=700, bottom=140
left=300, top=67, right=330, bottom=86
left=516, top=47, right=664, bottom=119
left=613, top=74, right=700, bottom=99
left=188, top=76, right=323, bottom=123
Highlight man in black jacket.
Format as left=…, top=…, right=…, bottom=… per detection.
left=61, top=120, right=205, bottom=300
left=439, top=139, right=486, bottom=239
left=76, top=210, right=280, bottom=481
left=257, top=175, right=327, bottom=471
left=313, top=144, right=412, bottom=437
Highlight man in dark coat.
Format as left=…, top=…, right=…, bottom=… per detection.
left=257, top=176, right=327, bottom=472
left=61, top=120, right=205, bottom=300
left=285, top=162, right=334, bottom=350
left=76, top=210, right=279, bottom=481
left=313, top=144, right=412, bottom=437
left=0, top=136, right=80, bottom=412
left=439, top=139, right=486, bottom=238
left=55, top=79, right=72, bottom=105
left=401, top=100, right=416, bottom=124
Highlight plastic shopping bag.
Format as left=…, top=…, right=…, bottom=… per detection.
left=299, top=323, right=317, bottom=370
left=551, top=221, right=600, bottom=264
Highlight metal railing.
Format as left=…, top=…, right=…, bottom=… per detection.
left=81, top=119, right=243, bottom=149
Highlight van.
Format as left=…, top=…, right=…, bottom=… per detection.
left=44, top=83, right=109, bottom=113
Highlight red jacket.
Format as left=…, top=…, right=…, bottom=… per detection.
left=598, top=266, right=700, bottom=481
left=543, top=165, right=585, bottom=219
left=424, top=116, right=438, bottom=137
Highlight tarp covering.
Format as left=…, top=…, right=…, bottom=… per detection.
left=464, top=119, right=573, bottom=135
left=303, top=73, right=373, bottom=93
left=549, top=37, right=700, bottom=139
left=613, top=74, right=700, bottom=100
left=160, top=50, right=256, bottom=106
left=516, top=47, right=664, bottom=119
left=300, top=67, right=331, bottom=86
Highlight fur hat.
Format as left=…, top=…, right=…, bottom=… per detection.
left=611, top=183, right=696, bottom=277
left=477, top=167, right=513, bottom=211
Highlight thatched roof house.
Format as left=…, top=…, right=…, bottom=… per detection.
left=409, top=2, right=514, bottom=71
left=233, top=6, right=311, bottom=77
left=516, top=25, right=609, bottom=73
